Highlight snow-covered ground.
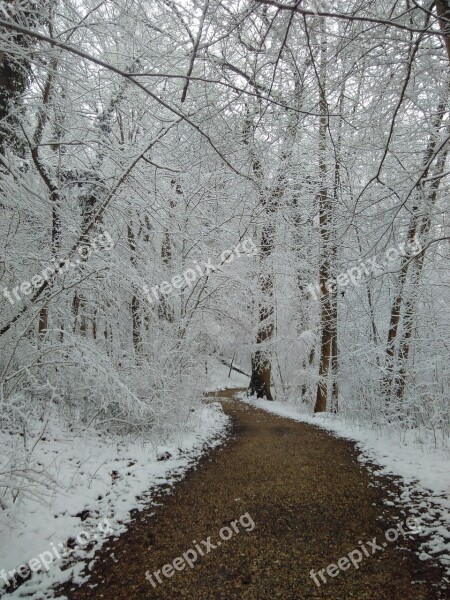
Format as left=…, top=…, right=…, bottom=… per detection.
left=204, top=356, right=249, bottom=391
left=0, top=401, right=229, bottom=599
left=242, top=394, right=450, bottom=581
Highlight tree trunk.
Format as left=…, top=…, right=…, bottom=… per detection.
left=314, top=26, right=334, bottom=413
left=246, top=66, right=302, bottom=400
left=395, top=141, right=449, bottom=401
left=248, top=214, right=276, bottom=399
left=0, top=0, right=33, bottom=154
left=384, top=98, right=448, bottom=402
left=436, top=0, right=450, bottom=65
left=127, top=223, right=142, bottom=361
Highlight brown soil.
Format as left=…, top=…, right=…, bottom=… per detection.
left=57, top=389, right=447, bottom=600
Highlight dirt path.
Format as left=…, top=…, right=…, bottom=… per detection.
left=59, top=389, right=447, bottom=599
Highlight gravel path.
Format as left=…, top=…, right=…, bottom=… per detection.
left=59, top=389, right=447, bottom=599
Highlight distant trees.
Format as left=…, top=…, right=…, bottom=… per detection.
left=0, top=0, right=449, bottom=460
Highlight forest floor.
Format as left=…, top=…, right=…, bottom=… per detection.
left=58, top=389, right=448, bottom=600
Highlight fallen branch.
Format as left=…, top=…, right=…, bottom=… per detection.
left=218, top=359, right=250, bottom=378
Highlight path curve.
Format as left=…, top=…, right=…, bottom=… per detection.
left=59, top=389, right=447, bottom=599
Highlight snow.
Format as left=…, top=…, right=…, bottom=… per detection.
left=0, top=402, right=229, bottom=599
left=204, top=356, right=249, bottom=392
left=241, top=394, right=450, bottom=579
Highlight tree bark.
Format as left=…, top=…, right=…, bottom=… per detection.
left=384, top=98, right=448, bottom=402
left=314, top=26, right=334, bottom=413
